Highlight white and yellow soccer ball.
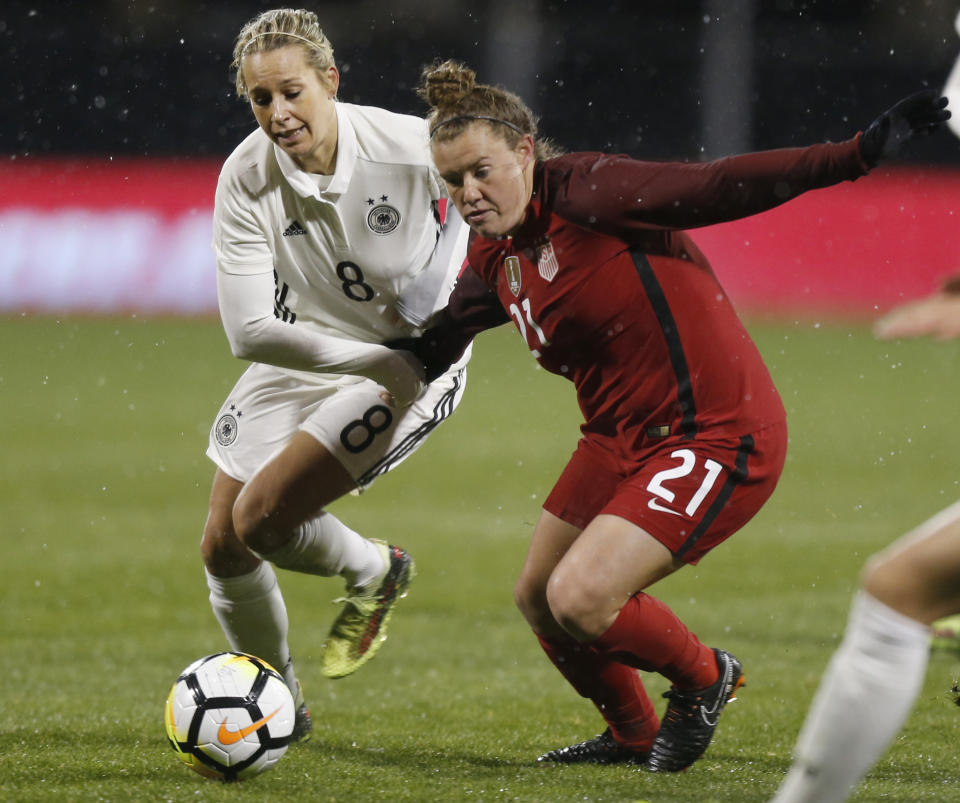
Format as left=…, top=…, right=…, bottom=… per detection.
left=164, top=651, right=296, bottom=782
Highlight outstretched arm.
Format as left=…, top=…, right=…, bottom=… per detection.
left=552, top=90, right=950, bottom=237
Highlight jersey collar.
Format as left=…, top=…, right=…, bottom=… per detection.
left=272, top=101, right=359, bottom=201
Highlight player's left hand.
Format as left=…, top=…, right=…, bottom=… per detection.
left=859, top=89, right=951, bottom=167
left=874, top=284, right=960, bottom=341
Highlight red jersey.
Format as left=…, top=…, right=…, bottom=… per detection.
left=418, top=139, right=869, bottom=462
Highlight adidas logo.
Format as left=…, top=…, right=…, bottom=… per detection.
left=282, top=220, right=307, bottom=237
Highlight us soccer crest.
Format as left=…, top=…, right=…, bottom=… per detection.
left=504, top=255, right=522, bottom=296
left=537, top=239, right=559, bottom=282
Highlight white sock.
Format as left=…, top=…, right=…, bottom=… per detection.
left=257, top=512, right=386, bottom=589
left=205, top=562, right=298, bottom=692
left=772, top=590, right=931, bottom=803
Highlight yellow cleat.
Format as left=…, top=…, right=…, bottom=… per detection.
left=320, top=540, right=415, bottom=679
left=931, top=615, right=960, bottom=651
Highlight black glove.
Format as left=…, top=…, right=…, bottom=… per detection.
left=386, top=322, right=476, bottom=383
left=859, top=89, right=950, bottom=167
left=384, top=334, right=450, bottom=384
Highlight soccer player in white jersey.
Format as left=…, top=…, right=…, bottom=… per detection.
left=201, top=8, right=470, bottom=742
left=773, top=17, right=959, bottom=802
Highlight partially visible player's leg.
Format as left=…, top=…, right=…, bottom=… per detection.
left=864, top=499, right=960, bottom=623
left=514, top=509, right=582, bottom=640
left=774, top=500, right=960, bottom=803
left=201, top=468, right=312, bottom=740
left=207, top=365, right=403, bottom=588
left=231, top=430, right=381, bottom=583
left=517, top=510, right=661, bottom=763
left=230, top=364, right=465, bottom=678
left=202, top=470, right=292, bottom=682
left=875, top=500, right=960, bottom=647
left=545, top=424, right=785, bottom=772
left=771, top=592, right=930, bottom=803
left=546, top=512, right=735, bottom=773
left=517, top=441, right=673, bottom=762
left=286, top=365, right=465, bottom=677
left=232, top=428, right=415, bottom=679
left=204, top=363, right=463, bottom=679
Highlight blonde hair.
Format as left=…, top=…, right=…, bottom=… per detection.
left=232, top=9, right=336, bottom=99
left=417, top=59, right=561, bottom=160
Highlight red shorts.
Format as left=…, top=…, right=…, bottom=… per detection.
left=543, top=421, right=787, bottom=564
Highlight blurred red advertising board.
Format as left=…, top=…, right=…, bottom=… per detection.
left=0, top=158, right=220, bottom=314
left=1, top=158, right=957, bottom=316
left=691, top=166, right=960, bottom=318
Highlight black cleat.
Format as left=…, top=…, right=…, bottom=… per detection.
left=645, top=648, right=744, bottom=773
left=537, top=728, right=649, bottom=765
left=290, top=703, right=313, bottom=742
left=291, top=700, right=313, bottom=744
left=286, top=676, right=313, bottom=744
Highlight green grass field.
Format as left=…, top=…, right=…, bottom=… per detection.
left=2, top=313, right=960, bottom=802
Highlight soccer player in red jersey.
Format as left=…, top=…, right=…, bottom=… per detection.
left=391, top=60, right=949, bottom=772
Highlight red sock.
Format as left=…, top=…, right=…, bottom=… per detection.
left=590, top=592, right=719, bottom=690
left=536, top=633, right=659, bottom=750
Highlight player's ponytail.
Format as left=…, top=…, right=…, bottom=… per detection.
left=419, top=60, right=477, bottom=110
left=418, top=59, right=561, bottom=159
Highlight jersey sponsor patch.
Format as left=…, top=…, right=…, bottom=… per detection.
left=282, top=220, right=306, bottom=237
left=505, top=255, right=522, bottom=296
left=537, top=239, right=559, bottom=282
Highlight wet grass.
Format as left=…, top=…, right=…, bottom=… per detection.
left=2, top=314, right=960, bottom=801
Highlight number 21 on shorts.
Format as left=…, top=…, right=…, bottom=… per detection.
left=646, top=448, right=723, bottom=517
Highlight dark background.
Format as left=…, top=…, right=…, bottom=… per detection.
left=5, top=0, right=960, bottom=163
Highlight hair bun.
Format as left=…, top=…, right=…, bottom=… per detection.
left=419, top=60, right=476, bottom=108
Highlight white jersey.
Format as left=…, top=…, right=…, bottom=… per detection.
left=212, top=102, right=469, bottom=388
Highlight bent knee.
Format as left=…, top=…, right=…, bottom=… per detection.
left=202, top=505, right=257, bottom=576
left=230, top=487, right=261, bottom=545
left=545, top=576, right=613, bottom=642
left=514, top=572, right=554, bottom=631
left=231, top=483, right=287, bottom=554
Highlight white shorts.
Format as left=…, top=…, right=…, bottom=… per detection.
left=206, top=356, right=468, bottom=490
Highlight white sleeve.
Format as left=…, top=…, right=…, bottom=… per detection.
left=946, top=30, right=960, bottom=139
left=216, top=264, right=425, bottom=406
left=943, top=13, right=960, bottom=137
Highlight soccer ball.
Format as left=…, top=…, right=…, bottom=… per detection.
left=164, top=651, right=296, bottom=782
